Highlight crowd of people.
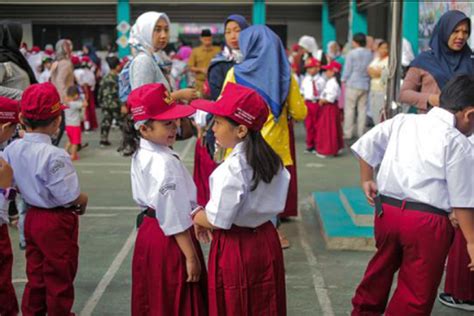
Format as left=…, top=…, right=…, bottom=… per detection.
left=0, top=7, right=474, bottom=316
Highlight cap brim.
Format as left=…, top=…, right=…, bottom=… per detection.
left=150, top=104, right=196, bottom=121
left=190, top=99, right=228, bottom=117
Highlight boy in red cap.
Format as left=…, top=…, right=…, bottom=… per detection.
left=3, top=83, right=88, bottom=316
left=191, top=83, right=290, bottom=316
left=0, top=96, right=21, bottom=316
left=125, top=83, right=207, bottom=315
left=301, top=57, right=326, bottom=154
left=316, top=61, right=344, bottom=157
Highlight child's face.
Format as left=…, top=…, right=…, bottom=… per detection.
left=140, top=119, right=178, bottom=147
left=325, top=69, right=335, bottom=78
left=306, top=66, right=319, bottom=76
left=0, top=123, right=16, bottom=143
left=212, top=116, right=245, bottom=149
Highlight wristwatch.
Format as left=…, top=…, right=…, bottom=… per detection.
left=0, top=187, right=17, bottom=201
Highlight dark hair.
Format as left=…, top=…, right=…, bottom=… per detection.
left=378, top=40, right=389, bottom=48
left=353, top=33, right=367, bottom=47
left=440, top=75, right=474, bottom=112
left=22, top=116, right=58, bottom=129
left=120, top=116, right=154, bottom=156
left=106, top=56, right=120, bottom=70
left=225, top=118, right=283, bottom=191
left=66, top=85, right=80, bottom=97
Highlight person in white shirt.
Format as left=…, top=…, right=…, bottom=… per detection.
left=38, top=57, right=53, bottom=83
left=126, top=83, right=207, bottom=316
left=350, top=75, right=474, bottom=315
left=191, top=83, right=290, bottom=316
left=316, top=61, right=344, bottom=157
left=301, top=57, right=326, bottom=154
left=3, top=83, right=88, bottom=315
left=0, top=96, right=21, bottom=316
left=64, top=85, right=86, bottom=160
left=367, top=41, right=389, bottom=125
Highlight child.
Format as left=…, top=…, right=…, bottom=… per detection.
left=3, top=82, right=88, bottom=315
left=191, top=83, right=290, bottom=316
left=98, top=56, right=122, bottom=147
left=38, top=57, right=53, bottom=83
left=126, top=83, right=207, bottom=315
left=0, top=96, right=20, bottom=316
left=64, top=85, right=86, bottom=160
left=350, top=75, right=474, bottom=315
left=301, top=57, right=326, bottom=154
left=316, top=61, right=344, bottom=157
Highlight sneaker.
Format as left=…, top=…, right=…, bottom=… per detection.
left=438, top=292, right=474, bottom=311
left=304, top=148, right=316, bottom=154
left=315, top=152, right=328, bottom=159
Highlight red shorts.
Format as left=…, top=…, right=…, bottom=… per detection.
left=65, top=126, right=82, bottom=145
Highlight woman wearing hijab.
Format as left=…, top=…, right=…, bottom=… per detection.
left=400, top=10, right=474, bottom=112
left=221, top=25, right=307, bottom=249
left=399, top=11, right=474, bottom=311
left=297, top=35, right=327, bottom=78
left=192, top=14, right=249, bottom=207
left=0, top=21, right=37, bottom=100
left=326, top=40, right=345, bottom=67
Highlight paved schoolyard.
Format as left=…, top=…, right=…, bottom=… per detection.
left=8, top=121, right=465, bottom=315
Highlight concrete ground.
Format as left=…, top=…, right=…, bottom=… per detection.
left=8, top=121, right=466, bottom=315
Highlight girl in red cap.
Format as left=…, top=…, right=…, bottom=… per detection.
left=191, top=82, right=290, bottom=316
left=316, top=61, right=344, bottom=157
left=125, top=83, right=207, bottom=316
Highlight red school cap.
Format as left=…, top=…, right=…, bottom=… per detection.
left=20, top=83, right=66, bottom=120
left=321, top=61, right=342, bottom=73
left=128, top=83, right=196, bottom=122
left=305, top=57, right=321, bottom=68
left=0, top=97, right=20, bottom=124
left=191, top=83, right=269, bottom=132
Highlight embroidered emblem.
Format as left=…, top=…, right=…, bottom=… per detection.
left=159, top=183, right=176, bottom=195
left=164, top=91, right=174, bottom=105
left=50, top=159, right=65, bottom=174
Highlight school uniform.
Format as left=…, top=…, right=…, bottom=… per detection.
left=3, top=133, right=81, bottom=316
left=301, top=73, right=326, bottom=150
left=316, top=77, right=343, bottom=156
left=350, top=107, right=474, bottom=315
left=131, top=139, right=207, bottom=316
left=205, top=142, right=290, bottom=316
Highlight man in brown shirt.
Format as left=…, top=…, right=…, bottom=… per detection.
left=188, top=29, right=221, bottom=94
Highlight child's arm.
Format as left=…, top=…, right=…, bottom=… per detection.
left=70, top=192, right=88, bottom=215
left=174, top=230, right=201, bottom=282
left=193, top=209, right=218, bottom=230
left=359, top=158, right=378, bottom=206
left=452, top=208, right=474, bottom=271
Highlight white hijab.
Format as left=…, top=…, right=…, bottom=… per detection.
left=298, top=35, right=319, bottom=56
left=129, top=11, right=171, bottom=51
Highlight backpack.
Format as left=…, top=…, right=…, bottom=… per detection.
left=118, top=59, right=132, bottom=103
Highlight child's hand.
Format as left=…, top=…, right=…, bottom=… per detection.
left=194, top=224, right=212, bottom=243
left=362, top=180, right=378, bottom=206
left=467, top=243, right=474, bottom=271
left=74, top=193, right=88, bottom=215
left=185, top=256, right=201, bottom=282
left=0, top=159, right=13, bottom=189
left=120, top=105, right=129, bottom=115
left=449, top=211, right=459, bottom=228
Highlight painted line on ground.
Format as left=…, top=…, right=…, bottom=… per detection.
left=296, top=198, right=335, bottom=316
left=80, top=137, right=195, bottom=315
left=12, top=278, right=27, bottom=284
left=86, top=206, right=139, bottom=211
left=82, top=213, right=118, bottom=218
left=109, top=170, right=131, bottom=174
left=74, top=162, right=130, bottom=167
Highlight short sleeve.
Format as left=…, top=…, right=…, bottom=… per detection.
left=148, top=169, right=193, bottom=236
left=205, top=164, right=246, bottom=229
left=45, top=152, right=80, bottom=206
left=446, top=140, right=474, bottom=208
left=351, top=117, right=396, bottom=167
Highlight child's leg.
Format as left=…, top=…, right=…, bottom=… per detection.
left=304, top=101, right=317, bottom=150
left=385, top=211, right=453, bottom=315
left=70, top=145, right=78, bottom=160
left=100, top=109, right=112, bottom=142
left=351, top=203, right=403, bottom=315
left=0, top=225, right=19, bottom=316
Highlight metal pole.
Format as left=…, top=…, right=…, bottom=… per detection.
left=384, top=1, right=403, bottom=119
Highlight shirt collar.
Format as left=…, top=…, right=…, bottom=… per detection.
left=23, top=132, right=52, bottom=144
left=139, top=138, right=179, bottom=158
left=427, top=107, right=456, bottom=127
left=229, top=141, right=246, bottom=157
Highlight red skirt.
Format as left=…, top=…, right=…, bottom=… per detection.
left=444, top=229, right=474, bottom=300
left=280, top=122, right=298, bottom=218
left=132, top=216, right=208, bottom=316
left=304, top=100, right=319, bottom=150
left=208, top=221, right=286, bottom=316
left=316, top=103, right=343, bottom=156
left=83, top=85, right=98, bottom=130
left=193, top=139, right=218, bottom=206
left=0, top=224, right=19, bottom=316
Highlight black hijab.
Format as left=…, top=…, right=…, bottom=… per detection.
left=0, top=21, right=37, bottom=84
left=410, top=10, right=474, bottom=89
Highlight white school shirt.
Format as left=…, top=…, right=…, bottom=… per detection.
left=131, top=139, right=196, bottom=236
left=351, top=107, right=474, bottom=211
left=206, top=141, right=291, bottom=229
left=301, top=73, right=326, bottom=102
left=2, top=133, right=81, bottom=209
left=320, top=77, right=340, bottom=104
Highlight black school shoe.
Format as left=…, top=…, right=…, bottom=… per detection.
left=100, top=141, right=112, bottom=148
left=438, top=292, right=474, bottom=311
